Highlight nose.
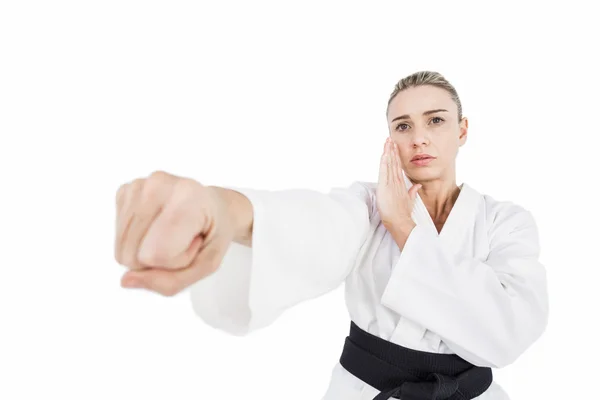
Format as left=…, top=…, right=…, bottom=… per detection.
left=411, top=128, right=429, bottom=147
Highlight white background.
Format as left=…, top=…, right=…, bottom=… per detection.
left=1, top=1, right=598, bottom=399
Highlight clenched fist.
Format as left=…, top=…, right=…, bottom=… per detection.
left=115, top=171, right=243, bottom=296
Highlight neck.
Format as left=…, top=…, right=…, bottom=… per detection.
left=416, top=179, right=461, bottom=220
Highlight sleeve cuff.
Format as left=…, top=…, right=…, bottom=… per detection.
left=381, top=224, right=447, bottom=310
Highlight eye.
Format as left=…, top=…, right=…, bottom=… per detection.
left=395, top=123, right=410, bottom=132
left=430, top=116, right=444, bottom=124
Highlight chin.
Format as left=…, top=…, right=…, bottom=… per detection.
left=405, top=167, right=442, bottom=183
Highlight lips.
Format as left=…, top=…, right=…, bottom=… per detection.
left=411, top=154, right=435, bottom=161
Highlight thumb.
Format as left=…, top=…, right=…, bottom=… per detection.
left=120, top=265, right=191, bottom=297
left=121, top=235, right=230, bottom=296
left=408, top=184, right=422, bottom=200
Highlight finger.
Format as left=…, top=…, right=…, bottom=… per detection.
left=396, top=144, right=409, bottom=189
left=114, top=183, right=129, bottom=250
left=122, top=172, right=175, bottom=270
left=408, top=184, right=422, bottom=200
left=391, top=142, right=405, bottom=188
left=385, top=139, right=394, bottom=185
left=137, top=179, right=208, bottom=269
left=167, top=234, right=206, bottom=268
left=390, top=142, right=398, bottom=181
left=115, top=179, right=144, bottom=266
left=378, top=138, right=390, bottom=185
left=141, top=232, right=206, bottom=270
left=122, top=234, right=230, bottom=296
left=116, top=183, right=128, bottom=209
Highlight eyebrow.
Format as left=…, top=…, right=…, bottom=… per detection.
left=390, top=109, right=449, bottom=123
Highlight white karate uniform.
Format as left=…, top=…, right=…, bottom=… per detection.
left=189, top=179, right=549, bottom=399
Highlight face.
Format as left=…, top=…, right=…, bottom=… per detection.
left=387, top=85, right=468, bottom=183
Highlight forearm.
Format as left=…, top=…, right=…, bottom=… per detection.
left=208, top=186, right=254, bottom=247
left=386, top=219, right=416, bottom=250
left=191, top=182, right=373, bottom=334
left=381, top=222, right=548, bottom=367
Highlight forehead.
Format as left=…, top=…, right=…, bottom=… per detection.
left=387, top=85, right=457, bottom=121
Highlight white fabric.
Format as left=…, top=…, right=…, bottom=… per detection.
left=189, top=180, right=549, bottom=399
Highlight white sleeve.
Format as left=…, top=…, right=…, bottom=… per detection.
left=188, top=181, right=373, bottom=336
left=380, top=205, right=549, bottom=368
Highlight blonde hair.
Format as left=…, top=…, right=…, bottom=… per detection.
left=387, top=71, right=463, bottom=120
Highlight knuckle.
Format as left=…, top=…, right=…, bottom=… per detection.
left=114, top=249, right=122, bottom=265
left=167, top=179, right=199, bottom=215
left=149, top=170, right=171, bottom=181
left=137, top=248, right=163, bottom=267
left=121, top=252, right=140, bottom=269
left=173, top=178, right=198, bottom=198
left=129, top=179, right=145, bottom=197
left=115, top=248, right=135, bottom=269
left=142, top=177, right=167, bottom=204
left=116, top=183, right=129, bottom=204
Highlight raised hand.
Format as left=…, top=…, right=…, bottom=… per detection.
left=376, top=137, right=421, bottom=231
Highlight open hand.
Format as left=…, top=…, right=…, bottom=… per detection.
left=376, top=137, right=421, bottom=229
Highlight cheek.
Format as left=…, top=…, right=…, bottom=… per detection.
left=435, top=138, right=460, bottom=160
left=389, top=138, right=412, bottom=162
left=396, top=147, right=412, bottom=164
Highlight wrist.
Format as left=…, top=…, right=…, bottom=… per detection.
left=385, top=218, right=415, bottom=233
left=386, top=219, right=416, bottom=249
left=208, top=185, right=254, bottom=246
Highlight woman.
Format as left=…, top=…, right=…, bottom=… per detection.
left=115, top=71, right=549, bottom=399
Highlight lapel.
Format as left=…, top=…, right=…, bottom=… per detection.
left=402, top=173, right=482, bottom=249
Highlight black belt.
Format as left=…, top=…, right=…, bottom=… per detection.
left=339, top=322, right=492, bottom=400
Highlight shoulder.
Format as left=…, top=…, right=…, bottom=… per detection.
left=474, top=187, right=540, bottom=250
left=346, top=180, right=377, bottom=193
left=479, top=190, right=537, bottom=228
left=347, top=180, right=378, bottom=214
left=325, top=181, right=378, bottom=220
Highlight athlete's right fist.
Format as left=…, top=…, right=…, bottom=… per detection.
left=114, top=171, right=237, bottom=296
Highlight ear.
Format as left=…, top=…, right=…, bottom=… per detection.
left=458, top=117, right=468, bottom=146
